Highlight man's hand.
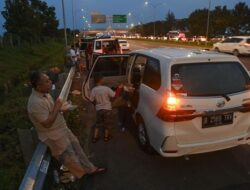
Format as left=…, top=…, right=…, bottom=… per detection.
left=118, top=84, right=124, bottom=89
left=55, top=98, right=63, bottom=112
left=40, top=97, right=63, bottom=128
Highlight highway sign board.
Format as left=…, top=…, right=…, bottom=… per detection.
left=91, top=14, right=106, bottom=23
left=112, top=15, right=127, bottom=23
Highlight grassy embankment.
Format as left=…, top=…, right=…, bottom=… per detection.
left=0, top=40, right=65, bottom=190
left=128, top=38, right=214, bottom=49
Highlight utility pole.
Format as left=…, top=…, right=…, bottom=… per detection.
left=72, top=0, right=75, bottom=44
left=205, top=0, right=211, bottom=46
left=61, top=0, right=67, bottom=50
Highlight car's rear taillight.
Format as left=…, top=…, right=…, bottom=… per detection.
left=157, top=92, right=196, bottom=122
left=162, top=92, right=178, bottom=111
left=241, top=102, right=250, bottom=113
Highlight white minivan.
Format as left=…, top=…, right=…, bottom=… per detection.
left=213, top=36, right=250, bottom=56
left=118, top=39, right=130, bottom=50
left=83, top=48, right=250, bottom=157
left=93, top=38, right=123, bottom=54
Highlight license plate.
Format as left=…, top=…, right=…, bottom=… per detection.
left=202, top=113, right=233, bottom=128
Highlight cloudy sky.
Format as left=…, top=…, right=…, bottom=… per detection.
left=0, top=0, right=249, bottom=33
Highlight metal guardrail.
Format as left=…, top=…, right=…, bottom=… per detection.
left=59, top=66, right=75, bottom=101
left=19, top=143, right=50, bottom=190
left=19, top=66, right=76, bottom=190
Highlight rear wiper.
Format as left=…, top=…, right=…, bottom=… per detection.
left=187, top=93, right=231, bottom=101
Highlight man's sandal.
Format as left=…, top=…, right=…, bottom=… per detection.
left=92, top=137, right=99, bottom=143
left=89, top=167, right=107, bottom=176
left=104, top=136, right=112, bottom=142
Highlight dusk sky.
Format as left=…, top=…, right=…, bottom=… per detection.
left=0, top=0, right=249, bottom=33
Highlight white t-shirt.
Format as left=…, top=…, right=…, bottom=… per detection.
left=69, top=48, right=77, bottom=62
left=90, top=85, right=115, bottom=110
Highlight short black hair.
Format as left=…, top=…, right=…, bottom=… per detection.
left=29, top=71, right=43, bottom=89
left=94, top=74, right=104, bottom=84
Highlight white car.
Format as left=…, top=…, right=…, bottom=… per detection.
left=118, top=39, right=130, bottom=50
left=83, top=48, right=250, bottom=157
left=93, top=38, right=123, bottom=54
left=213, top=36, right=250, bottom=56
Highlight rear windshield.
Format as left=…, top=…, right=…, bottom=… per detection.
left=171, top=62, right=250, bottom=96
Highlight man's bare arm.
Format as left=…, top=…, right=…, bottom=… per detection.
left=40, top=98, right=63, bottom=128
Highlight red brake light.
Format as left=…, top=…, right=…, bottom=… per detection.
left=157, top=91, right=196, bottom=122
left=244, top=43, right=250, bottom=48
left=240, top=102, right=250, bottom=113
left=243, top=102, right=250, bottom=107
left=163, top=92, right=178, bottom=111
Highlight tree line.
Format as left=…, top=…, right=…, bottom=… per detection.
left=1, top=0, right=59, bottom=46
left=133, top=2, right=250, bottom=38
left=1, top=1, right=249, bottom=46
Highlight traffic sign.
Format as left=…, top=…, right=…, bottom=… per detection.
left=112, top=15, right=127, bottom=23
left=91, top=14, right=106, bottom=23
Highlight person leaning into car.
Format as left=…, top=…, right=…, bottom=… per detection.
left=27, top=71, right=106, bottom=188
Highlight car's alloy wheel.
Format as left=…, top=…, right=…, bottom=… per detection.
left=137, top=119, right=155, bottom=154
left=138, top=122, right=147, bottom=146
left=233, top=49, right=239, bottom=56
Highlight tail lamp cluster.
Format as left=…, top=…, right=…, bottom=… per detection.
left=157, top=91, right=195, bottom=122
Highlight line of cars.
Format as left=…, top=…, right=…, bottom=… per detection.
left=79, top=36, right=130, bottom=70
left=130, top=34, right=250, bottom=56
left=83, top=46, right=250, bottom=157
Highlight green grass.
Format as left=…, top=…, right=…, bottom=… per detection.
left=0, top=40, right=65, bottom=84
left=128, top=38, right=213, bottom=49
left=0, top=40, right=65, bottom=190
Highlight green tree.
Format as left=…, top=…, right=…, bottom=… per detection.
left=165, top=10, right=176, bottom=32
left=209, top=6, right=231, bottom=36
left=2, top=0, right=59, bottom=44
left=188, top=9, right=208, bottom=36
left=2, top=0, right=34, bottom=43
left=30, top=0, right=59, bottom=38
left=230, top=2, right=249, bottom=35
left=175, top=18, right=188, bottom=32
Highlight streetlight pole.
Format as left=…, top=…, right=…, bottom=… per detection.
left=144, top=1, right=165, bottom=37
left=81, top=10, right=85, bottom=32
left=61, top=0, right=67, bottom=50
left=128, top=12, right=142, bottom=35
left=72, top=0, right=75, bottom=44
left=205, top=0, right=211, bottom=45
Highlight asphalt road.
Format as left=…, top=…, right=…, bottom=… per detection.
left=85, top=40, right=250, bottom=190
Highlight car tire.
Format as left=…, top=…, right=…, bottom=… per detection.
left=137, top=118, right=155, bottom=154
left=233, top=49, right=239, bottom=56
left=214, top=47, right=220, bottom=52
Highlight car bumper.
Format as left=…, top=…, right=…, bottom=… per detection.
left=239, top=49, right=250, bottom=55
left=158, top=133, right=250, bottom=157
